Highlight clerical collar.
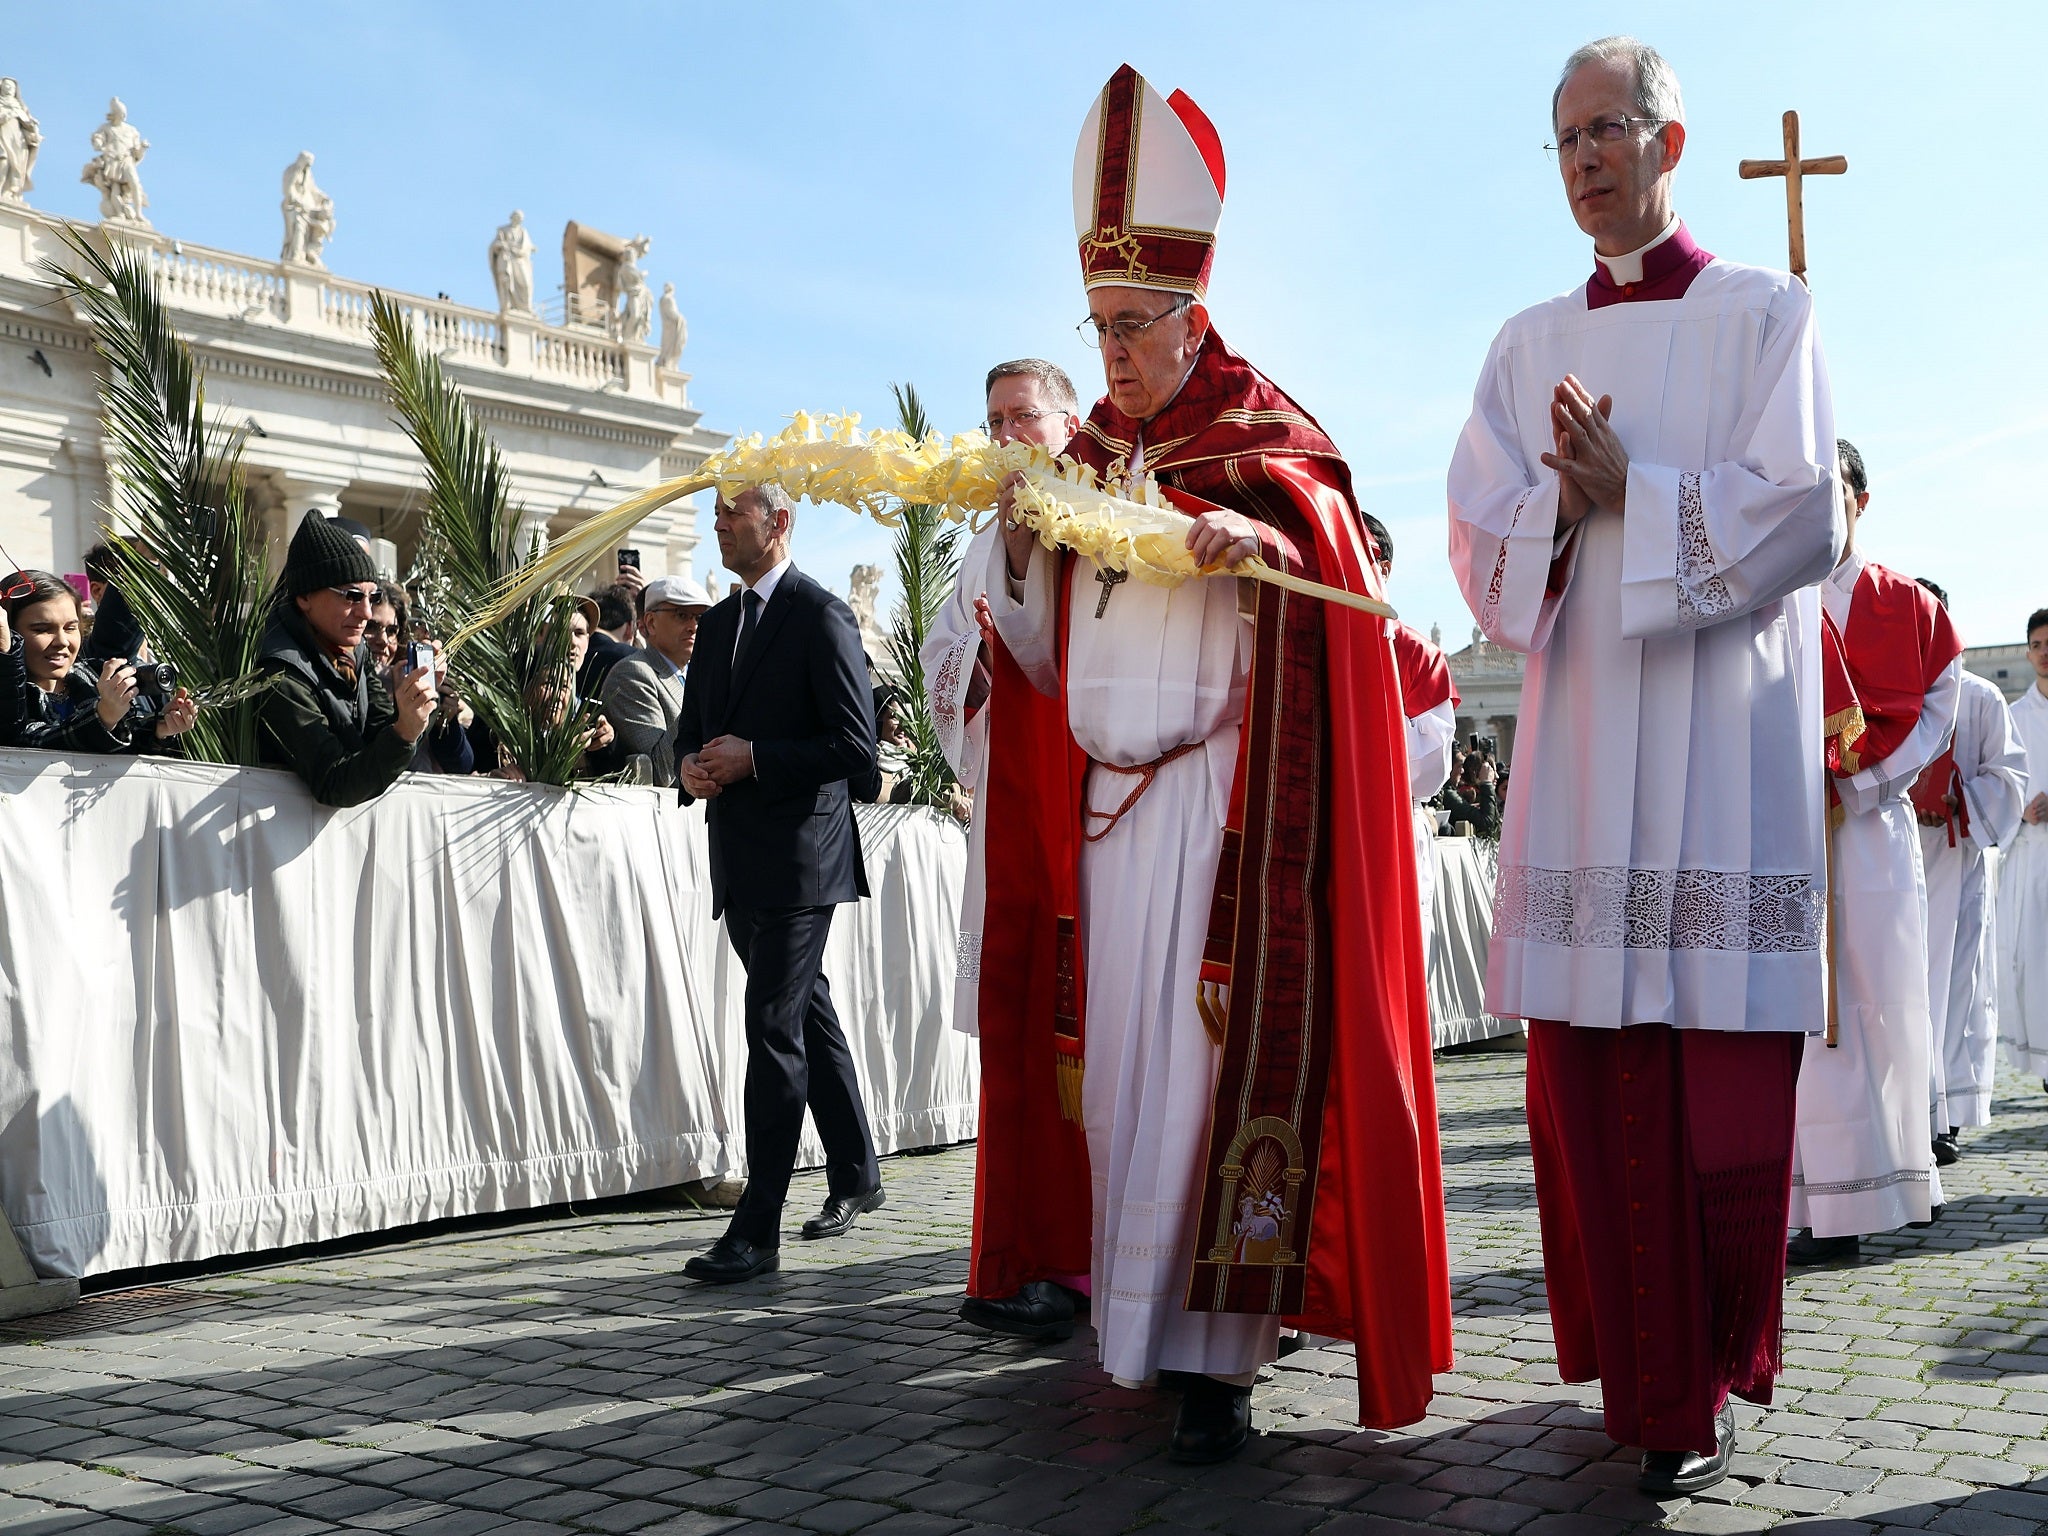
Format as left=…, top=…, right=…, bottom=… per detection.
left=1586, top=219, right=1713, bottom=309
left=1596, top=218, right=1678, bottom=284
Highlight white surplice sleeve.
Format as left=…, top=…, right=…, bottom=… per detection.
left=1961, top=684, right=2029, bottom=851
left=980, top=528, right=1060, bottom=699
left=1837, top=657, right=1964, bottom=816
left=1447, top=328, right=1574, bottom=655
left=1618, top=279, right=1843, bottom=639
left=1406, top=696, right=1458, bottom=803
left=921, top=525, right=995, bottom=783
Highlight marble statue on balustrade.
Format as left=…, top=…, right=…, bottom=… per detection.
left=657, top=282, right=686, bottom=370
left=279, top=152, right=335, bottom=267
left=489, top=209, right=535, bottom=314
left=80, top=97, right=149, bottom=225
left=0, top=79, right=41, bottom=205
left=613, top=236, right=653, bottom=343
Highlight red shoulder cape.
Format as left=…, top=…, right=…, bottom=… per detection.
left=1838, top=560, right=1963, bottom=774
left=1391, top=621, right=1457, bottom=719
left=969, top=330, right=1451, bottom=1428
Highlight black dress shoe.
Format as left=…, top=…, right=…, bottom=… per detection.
left=800, top=1187, right=884, bottom=1240
left=959, top=1280, right=1078, bottom=1342
left=1932, top=1133, right=1959, bottom=1167
left=682, top=1233, right=779, bottom=1284
left=1786, top=1228, right=1859, bottom=1265
left=1169, top=1376, right=1251, bottom=1465
left=1638, top=1399, right=1733, bottom=1496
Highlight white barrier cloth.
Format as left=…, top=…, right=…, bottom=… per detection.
left=0, top=752, right=975, bottom=1277
left=1429, top=837, right=1520, bottom=1048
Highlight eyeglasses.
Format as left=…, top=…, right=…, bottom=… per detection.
left=985, top=407, right=1071, bottom=435
left=365, top=621, right=401, bottom=639
left=328, top=586, right=377, bottom=607
left=1547, top=114, right=1669, bottom=158
left=1076, top=300, right=1189, bottom=350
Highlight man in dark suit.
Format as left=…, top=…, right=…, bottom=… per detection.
left=677, top=482, right=883, bottom=1284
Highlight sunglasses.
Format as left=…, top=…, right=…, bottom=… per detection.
left=328, top=586, right=378, bottom=607
left=365, top=621, right=401, bottom=639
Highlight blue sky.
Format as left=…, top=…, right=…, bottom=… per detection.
left=11, top=2, right=2044, bottom=646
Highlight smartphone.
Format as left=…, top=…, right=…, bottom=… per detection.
left=407, top=641, right=435, bottom=674
left=617, top=548, right=641, bottom=571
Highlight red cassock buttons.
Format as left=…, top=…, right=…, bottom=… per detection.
left=1635, top=1244, right=1646, bottom=1255
left=1637, top=1285, right=1649, bottom=1296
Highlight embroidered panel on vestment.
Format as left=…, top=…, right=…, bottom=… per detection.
left=1494, top=865, right=1823, bottom=953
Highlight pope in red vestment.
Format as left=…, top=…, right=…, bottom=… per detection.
left=964, top=64, right=1450, bottom=1459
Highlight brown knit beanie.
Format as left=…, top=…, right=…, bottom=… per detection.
left=283, top=511, right=377, bottom=597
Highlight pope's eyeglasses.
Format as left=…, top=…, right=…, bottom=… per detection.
left=1076, top=299, right=1190, bottom=350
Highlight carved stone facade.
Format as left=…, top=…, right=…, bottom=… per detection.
left=0, top=199, right=725, bottom=586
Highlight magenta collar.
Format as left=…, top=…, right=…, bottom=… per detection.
left=1587, top=222, right=1714, bottom=308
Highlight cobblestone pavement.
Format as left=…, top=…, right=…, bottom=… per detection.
left=1, top=1049, right=2045, bottom=1536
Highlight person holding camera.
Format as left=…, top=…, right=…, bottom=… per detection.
left=255, top=512, right=437, bottom=807
left=365, top=581, right=472, bottom=775
left=0, top=570, right=197, bottom=753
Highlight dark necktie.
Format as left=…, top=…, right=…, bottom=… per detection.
left=734, top=588, right=763, bottom=673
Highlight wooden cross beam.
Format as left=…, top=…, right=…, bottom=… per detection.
left=1739, top=109, right=1847, bottom=286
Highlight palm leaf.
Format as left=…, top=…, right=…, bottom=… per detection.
left=884, top=382, right=961, bottom=808
left=368, top=292, right=592, bottom=786
left=46, top=231, right=272, bottom=765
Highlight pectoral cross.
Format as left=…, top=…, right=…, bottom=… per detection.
left=1738, top=109, right=1848, bottom=286
left=1093, top=565, right=1128, bottom=618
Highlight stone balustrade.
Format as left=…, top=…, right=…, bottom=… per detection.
left=0, top=204, right=670, bottom=403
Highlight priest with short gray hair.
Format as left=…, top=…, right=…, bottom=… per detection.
left=1447, top=36, right=1842, bottom=1496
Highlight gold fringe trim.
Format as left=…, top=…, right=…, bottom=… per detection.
left=1196, top=980, right=1229, bottom=1047
left=1055, top=1049, right=1085, bottom=1126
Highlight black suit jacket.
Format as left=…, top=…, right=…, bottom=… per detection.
left=677, top=565, right=878, bottom=918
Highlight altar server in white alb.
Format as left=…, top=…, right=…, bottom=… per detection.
left=1448, top=37, right=1840, bottom=1497
left=1362, top=512, right=1459, bottom=958
left=1909, top=579, right=2027, bottom=1152
left=1788, top=441, right=1961, bottom=1264
left=1998, top=608, right=2048, bottom=1082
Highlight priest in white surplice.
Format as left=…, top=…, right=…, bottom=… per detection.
left=1447, top=38, right=1840, bottom=1498
left=1997, top=610, right=2048, bottom=1081
left=918, top=357, right=1096, bottom=1344
left=1908, top=579, right=2027, bottom=1151
left=1788, top=442, right=1961, bottom=1262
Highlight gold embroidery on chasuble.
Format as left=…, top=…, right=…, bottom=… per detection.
left=1207, top=1117, right=1309, bottom=1266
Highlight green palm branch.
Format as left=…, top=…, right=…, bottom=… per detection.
left=885, top=382, right=962, bottom=809
left=46, top=231, right=272, bottom=765
left=368, top=292, right=591, bottom=786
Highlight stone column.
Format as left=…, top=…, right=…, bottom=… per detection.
left=267, top=476, right=350, bottom=577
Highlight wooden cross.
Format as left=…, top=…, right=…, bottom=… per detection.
left=1738, top=109, right=1847, bottom=286
left=1092, top=564, right=1128, bottom=618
